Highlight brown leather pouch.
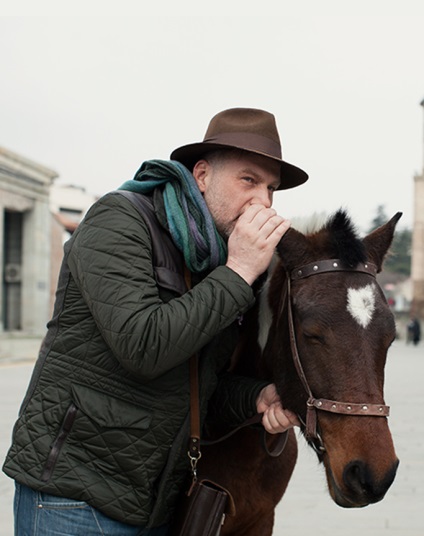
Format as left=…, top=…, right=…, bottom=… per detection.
left=172, top=478, right=236, bottom=536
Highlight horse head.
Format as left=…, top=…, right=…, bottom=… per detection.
left=265, top=209, right=401, bottom=508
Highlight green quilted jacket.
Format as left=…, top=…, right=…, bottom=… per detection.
left=3, top=191, right=266, bottom=527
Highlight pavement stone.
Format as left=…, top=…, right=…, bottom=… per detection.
left=0, top=334, right=42, bottom=364
left=0, top=339, right=423, bottom=535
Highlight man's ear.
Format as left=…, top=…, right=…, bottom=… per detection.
left=192, top=160, right=209, bottom=193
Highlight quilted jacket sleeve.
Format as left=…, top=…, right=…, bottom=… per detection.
left=66, top=193, right=255, bottom=380
left=207, top=372, right=269, bottom=426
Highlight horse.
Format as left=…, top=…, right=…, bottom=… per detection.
left=199, top=209, right=402, bottom=535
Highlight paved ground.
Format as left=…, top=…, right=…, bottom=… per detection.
left=0, top=340, right=422, bottom=535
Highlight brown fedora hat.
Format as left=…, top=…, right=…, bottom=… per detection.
left=170, top=107, right=308, bottom=190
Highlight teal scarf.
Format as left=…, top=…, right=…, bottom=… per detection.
left=119, top=160, right=227, bottom=273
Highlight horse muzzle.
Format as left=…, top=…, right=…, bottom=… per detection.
left=327, top=458, right=399, bottom=508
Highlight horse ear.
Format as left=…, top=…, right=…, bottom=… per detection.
left=362, top=212, right=403, bottom=272
left=276, top=227, right=310, bottom=271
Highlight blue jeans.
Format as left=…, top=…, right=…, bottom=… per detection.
left=14, top=483, right=170, bottom=536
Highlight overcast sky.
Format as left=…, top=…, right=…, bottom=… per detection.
left=1, top=3, right=424, bottom=233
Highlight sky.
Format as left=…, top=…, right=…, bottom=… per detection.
left=1, top=2, right=424, bottom=234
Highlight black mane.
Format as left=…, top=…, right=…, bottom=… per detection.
left=325, top=209, right=366, bottom=267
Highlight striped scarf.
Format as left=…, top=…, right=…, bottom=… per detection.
left=118, top=160, right=227, bottom=273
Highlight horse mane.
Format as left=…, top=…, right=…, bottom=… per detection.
left=324, top=209, right=367, bottom=267
left=290, top=209, right=366, bottom=267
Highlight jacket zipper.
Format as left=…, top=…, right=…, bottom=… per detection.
left=40, top=403, right=78, bottom=482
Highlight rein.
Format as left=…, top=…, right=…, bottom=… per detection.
left=286, top=259, right=390, bottom=452
left=201, top=414, right=288, bottom=458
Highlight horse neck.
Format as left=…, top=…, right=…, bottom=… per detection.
left=259, top=262, right=309, bottom=414
left=229, top=260, right=283, bottom=380
left=257, top=259, right=291, bottom=379
left=258, top=266, right=291, bottom=381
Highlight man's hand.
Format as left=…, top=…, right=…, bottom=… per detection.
left=256, top=384, right=300, bottom=434
left=226, top=204, right=290, bottom=285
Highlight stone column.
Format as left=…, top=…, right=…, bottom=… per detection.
left=412, top=172, right=424, bottom=317
left=21, top=197, right=52, bottom=333
left=411, top=100, right=424, bottom=317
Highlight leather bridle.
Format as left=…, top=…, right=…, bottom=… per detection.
left=286, top=259, right=390, bottom=453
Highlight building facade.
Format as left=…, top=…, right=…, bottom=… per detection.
left=0, top=146, right=58, bottom=336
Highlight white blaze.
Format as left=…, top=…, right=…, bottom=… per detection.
left=347, top=283, right=376, bottom=328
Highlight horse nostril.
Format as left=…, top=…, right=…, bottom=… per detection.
left=343, top=461, right=369, bottom=495
left=343, top=458, right=399, bottom=504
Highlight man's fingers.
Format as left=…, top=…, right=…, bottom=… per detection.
left=239, top=205, right=290, bottom=239
left=226, top=206, right=290, bottom=285
left=261, top=217, right=291, bottom=241
left=238, top=203, right=271, bottom=224
left=262, top=404, right=300, bottom=434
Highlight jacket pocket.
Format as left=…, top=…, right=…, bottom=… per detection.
left=40, top=384, right=152, bottom=483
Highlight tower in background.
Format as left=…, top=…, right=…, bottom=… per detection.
left=411, top=99, right=424, bottom=317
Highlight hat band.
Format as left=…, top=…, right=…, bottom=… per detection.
left=203, top=132, right=282, bottom=159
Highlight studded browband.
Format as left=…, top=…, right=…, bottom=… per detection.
left=291, top=259, right=378, bottom=281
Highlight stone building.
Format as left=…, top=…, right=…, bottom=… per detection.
left=411, top=100, right=424, bottom=318
left=0, top=146, right=58, bottom=337
left=0, top=147, right=98, bottom=360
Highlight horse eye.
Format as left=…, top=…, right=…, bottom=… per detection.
left=304, top=332, right=325, bottom=345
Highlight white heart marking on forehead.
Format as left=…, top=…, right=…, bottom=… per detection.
left=347, top=284, right=376, bottom=328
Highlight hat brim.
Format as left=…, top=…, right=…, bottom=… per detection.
left=170, top=142, right=308, bottom=190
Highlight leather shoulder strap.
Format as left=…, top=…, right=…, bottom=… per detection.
left=114, top=190, right=187, bottom=296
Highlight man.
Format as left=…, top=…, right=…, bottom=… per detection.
left=407, top=316, right=421, bottom=345
left=3, top=108, right=308, bottom=535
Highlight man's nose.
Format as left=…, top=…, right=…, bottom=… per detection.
left=251, top=188, right=272, bottom=208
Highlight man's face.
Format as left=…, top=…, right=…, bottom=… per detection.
left=192, top=152, right=281, bottom=238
